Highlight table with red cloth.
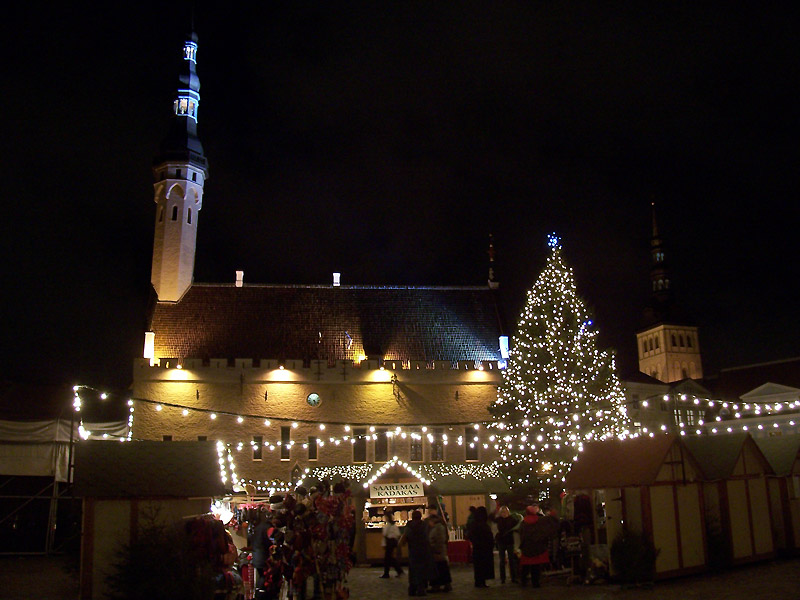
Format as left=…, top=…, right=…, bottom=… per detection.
left=447, top=540, right=471, bottom=563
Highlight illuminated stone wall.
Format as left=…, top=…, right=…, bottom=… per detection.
left=131, top=358, right=502, bottom=486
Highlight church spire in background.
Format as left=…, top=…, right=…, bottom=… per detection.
left=637, top=202, right=703, bottom=382
left=488, top=234, right=499, bottom=289
left=649, top=201, right=670, bottom=304
left=150, top=31, right=209, bottom=302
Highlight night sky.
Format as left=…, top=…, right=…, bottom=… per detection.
left=1, top=3, right=796, bottom=391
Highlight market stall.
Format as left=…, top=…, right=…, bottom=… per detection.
left=73, top=440, right=226, bottom=600
left=683, top=433, right=776, bottom=566
left=302, top=458, right=510, bottom=564
left=755, top=434, right=800, bottom=554
left=565, top=434, right=708, bottom=580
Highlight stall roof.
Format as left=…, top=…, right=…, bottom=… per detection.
left=754, top=435, right=800, bottom=476
left=302, top=461, right=509, bottom=495
left=565, top=435, right=680, bottom=489
left=682, top=433, right=771, bottom=480
left=73, top=440, right=225, bottom=498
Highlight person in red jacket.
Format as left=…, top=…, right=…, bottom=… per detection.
left=518, top=504, right=554, bottom=587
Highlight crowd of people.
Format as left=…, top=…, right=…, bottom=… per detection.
left=380, top=501, right=559, bottom=596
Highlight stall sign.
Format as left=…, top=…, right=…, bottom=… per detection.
left=370, top=481, right=424, bottom=499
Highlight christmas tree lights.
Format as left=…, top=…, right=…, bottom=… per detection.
left=489, top=234, right=632, bottom=489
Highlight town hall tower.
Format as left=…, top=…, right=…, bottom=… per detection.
left=150, top=33, right=209, bottom=302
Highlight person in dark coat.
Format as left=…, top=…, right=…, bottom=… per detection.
left=247, top=507, right=272, bottom=589
left=493, top=505, right=520, bottom=584
left=400, top=510, right=436, bottom=596
left=518, top=504, right=557, bottom=587
left=427, top=513, right=452, bottom=593
left=466, top=506, right=495, bottom=587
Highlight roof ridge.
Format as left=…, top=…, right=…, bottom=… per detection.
left=189, top=283, right=494, bottom=291
left=719, top=356, right=800, bottom=373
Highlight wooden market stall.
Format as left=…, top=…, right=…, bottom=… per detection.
left=303, top=459, right=509, bottom=564
left=73, top=441, right=225, bottom=600
left=683, top=433, right=775, bottom=566
left=754, top=434, right=800, bottom=554
left=565, top=434, right=707, bottom=579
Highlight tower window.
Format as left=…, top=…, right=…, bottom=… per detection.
left=308, top=436, right=318, bottom=461
left=353, top=428, right=367, bottom=463
left=430, top=428, right=444, bottom=462
left=642, top=340, right=647, bottom=355
left=658, top=280, right=664, bottom=290
left=280, top=426, right=290, bottom=461
left=465, top=426, right=479, bottom=461
left=192, top=172, right=197, bottom=182
left=375, top=428, right=388, bottom=462
left=176, top=168, right=182, bottom=178
left=679, top=335, right=685, bottom=347
left=410, top=428, right=422, bottom=462
left=171, top=206, right=178, bottom=221
left=187, top=208, right=192, bottom=224
left=671, top=335, right=677, bottom=347
left=687, top=336, right=693, bottom=348
left=253, top=436, right=263, bottom=461
left=655, top=337, right=659, bottom=349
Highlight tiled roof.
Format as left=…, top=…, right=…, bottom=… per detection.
left=565, top=435, right=680, bottom=489
left=73, top=440, right=224, bottom=498
left=706, top=357, right=800, bottom=401
left=149, top=284, right=505, bottom=362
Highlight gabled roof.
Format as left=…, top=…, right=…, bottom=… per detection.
left=565, top=435, right=681, bottom=489
left=754, top=435, right=800, bottom=476
left=149, top=284, right=505, bottom=363
left=741, top=383, right=800, bottom=401
left=682, top=433, right=771, bottom=480
left=73, top=441, right=224, bottom=498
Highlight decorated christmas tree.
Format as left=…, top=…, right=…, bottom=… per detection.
left=490, top=234, right=632, bottom=491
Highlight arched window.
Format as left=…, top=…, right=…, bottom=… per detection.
left=687, top=336, right=693, bottom=348
left=671, top=334, right=677, bottom=347
left=171, top=206, right=178, bottom=221
left=658, top=280, right=664, bottom=290
left=187, top=208, right=192, bottom=224
left=642, top=340, right=647, bottom=354
left=649, top=339, right=654, bottom=352
left=679, top=335, right=685, bottom=347
left=655, top=337, right=660, bottom=349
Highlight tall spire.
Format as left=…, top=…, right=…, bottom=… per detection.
left=649, top=202, right=670, bottom=305
left=637, top=203, right=703, bottom=382
left=150, top=32, right=209, bottom=302
left=488, top=234, right=499, bottom=289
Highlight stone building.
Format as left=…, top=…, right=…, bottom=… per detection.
left=131, top=33, right=508, bottom=496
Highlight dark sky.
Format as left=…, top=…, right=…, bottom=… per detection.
left=1, top=3, right=797, bottom=390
